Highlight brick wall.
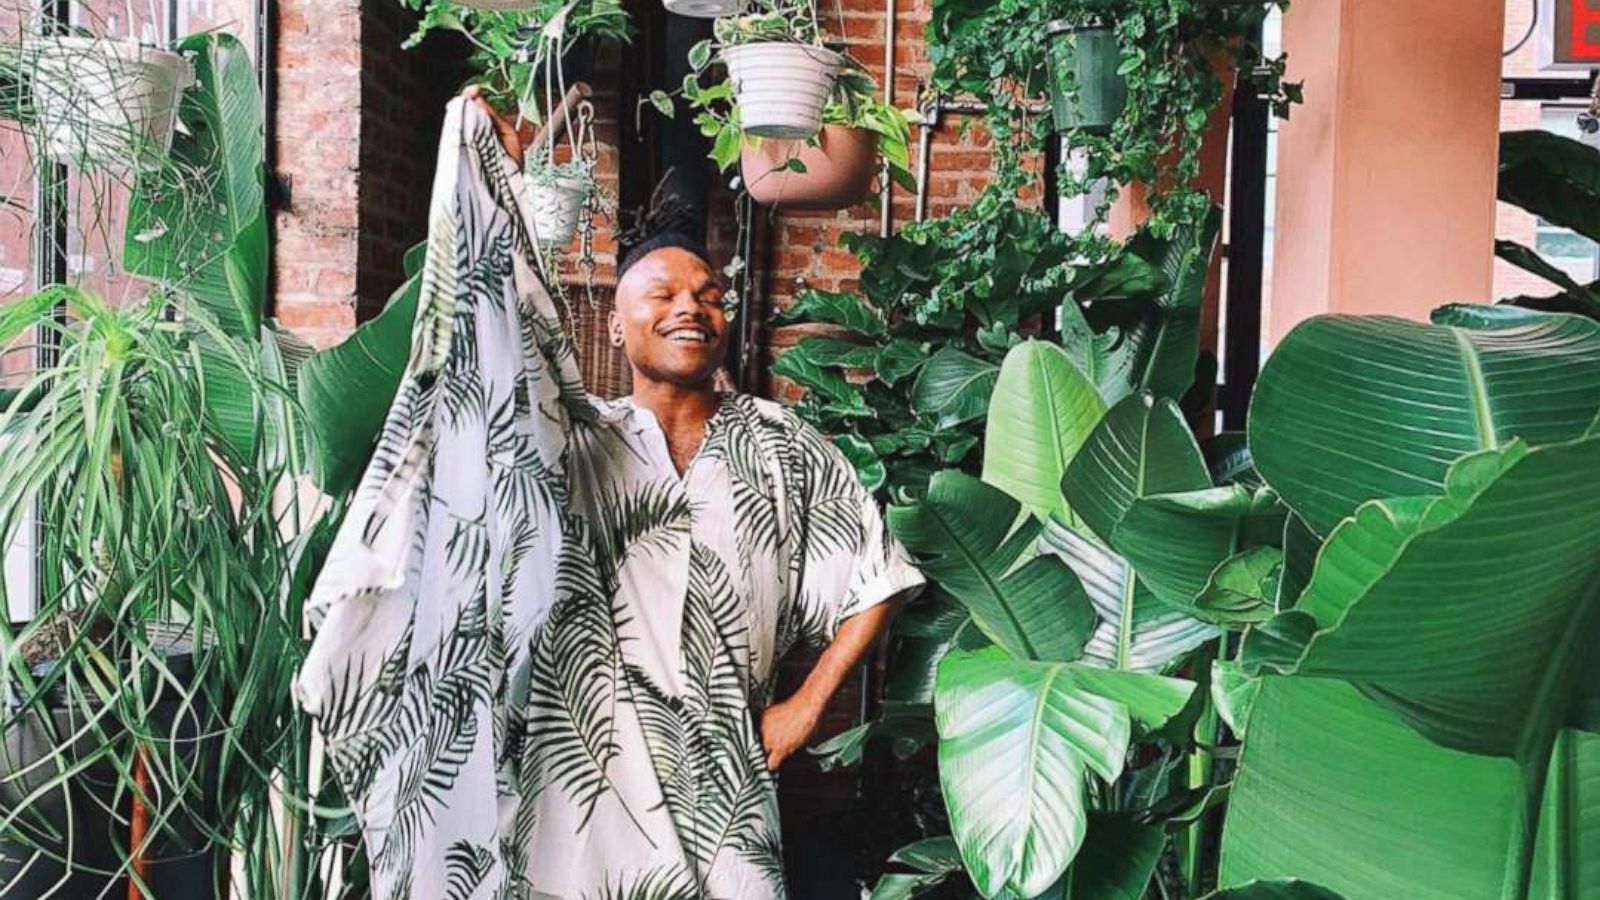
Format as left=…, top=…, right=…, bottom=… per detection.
left=273, top=0, right=468, bottom=347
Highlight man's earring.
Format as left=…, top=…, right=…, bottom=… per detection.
left=610, top=330, right=623, bottom=348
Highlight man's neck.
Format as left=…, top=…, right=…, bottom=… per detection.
left=629, top=379, right=723, bottom=475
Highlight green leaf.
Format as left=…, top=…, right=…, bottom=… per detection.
left=884, top=590, right=970, bottom=704
left=1210, top=658, right=1259, bottom=737
left=911, top=348, right=1000, bottom=429
left=1194, top=546, right=1282, bottom=624
left=711, top=123, right=742, bottom=172
left=1038, top=520, right=1217, bottom=674
left=935, top=649, right=1195, bottom=898
left=1112, top=486, right=1285, bottom=614
left=1065, top=813, right=1165, bottom=900
left=687, top=38, right=713, bottom=71
left=888, top=472, right=1096, bottom=662
left=775, top=289, right=886, bottom=337
left=982, top=340, right=1107, bottom=524
left=1205, top=880, right=1347, bottom=900
left=1494, top=239, right=1599, bottom=299
left=125, top=33, right=265, bottom=342
left=876, top=338, right=928, bottom=386
left=836, top=433, right=887, bottom=492
left=1267, top=438, right=1600, bottom=760
left=772, top=341, right=870, bottom=414
left=1062, top=393, right=1211, bottom=546
left=648, top=89, right=675, bottom=117
left=1499, top=130, right=1600, bottom=243
left=1082, top=208, right=1221, bottom=404
left=296, top=269, right=420, bottom=495
left=1219, top=679, right=1596, bottom=900
left=1247, top=313, right=1600, bottom=535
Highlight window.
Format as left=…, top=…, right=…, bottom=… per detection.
left=1, top=0, right=268, bottom=619
left=1533, top=106, right=1600, bottom=283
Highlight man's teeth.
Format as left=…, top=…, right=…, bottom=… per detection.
left=668, top=330, right=709, bottom=343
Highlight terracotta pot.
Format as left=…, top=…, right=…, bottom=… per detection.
left=741, top=126, right=879, bottom=210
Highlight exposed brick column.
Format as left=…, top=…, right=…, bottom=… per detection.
left=273, top=0, right=362, bottom=347
left=272, top=0, right=468, bottom=346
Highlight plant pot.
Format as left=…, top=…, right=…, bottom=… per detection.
left=720, top=43, right=841, bottom=141
left=23, top=36, right=194, bottom=171
left=519, top=173, right=589, bottom=246
left=741, top=125, right=879, bottom=210
left=663, top=0, right=747, bottom=18
left=0, top=625, right=221, bottom=898
left=1045, top=20, right=1126, bottom=135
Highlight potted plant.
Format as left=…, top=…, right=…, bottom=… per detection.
left=15, top=28, right=194, bottom=171
left=650, top=1, right=915, bottom=210
left=708, top=2, right=843, bottom=140
left=0, top=286, right=290, bottom=899
left=519, top=156, right=597, bottom=246
left=739, top=83, right=916, bottom=210
left=664, top=0, right=747, bottom=19
left=1044, top=17, right=1125, bottom=135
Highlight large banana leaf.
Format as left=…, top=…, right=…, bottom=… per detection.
left=125, top=33, right=265, bottom=341
left=1071, top=208, right=1221, bottom=404
left=1248, top=313, right=1600, bottom=535
left=1254, top=438, right=1600, bottom=761
left=1207, top=882, right=1346, bottom=900
left=983, top=341, right=1106, bottom=524
left=1063, top=393, right=1211, bottom=546
left=1499, top=130, right=1600, bottom=245
left=935, top=648, right=1194, bottom=898
left=888, top=472, right=1096, bottom=662
left=1219, top=678, right=1598, bottom=900
left=1111, top=485, right=1285, bottom=613
left=296, top=260, right=423, bottom=496
left=1038, top=521, right=1215, bottom=674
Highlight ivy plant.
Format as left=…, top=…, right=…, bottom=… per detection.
left=927, top=0, right=1300, bottom=239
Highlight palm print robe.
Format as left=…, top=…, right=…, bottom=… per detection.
left=294, top=96, right=924, bottom=900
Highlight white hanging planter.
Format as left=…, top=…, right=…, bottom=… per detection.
left=663, top=0, right=747, bottom=19
left=720, top=43, right=840, bottom=141
left=23, top=36, right=194, bottom=171
left=519, top=172, right=589, bottom=246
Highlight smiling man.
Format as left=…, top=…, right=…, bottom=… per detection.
left=297, top=88, right=924, bottom=900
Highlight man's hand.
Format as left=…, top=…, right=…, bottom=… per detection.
left=461, top=84, right=532, bottom=171
left=759, top=692, right=825, bottom=772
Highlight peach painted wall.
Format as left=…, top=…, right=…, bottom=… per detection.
left=1269, top=0, right=1506, bottom=342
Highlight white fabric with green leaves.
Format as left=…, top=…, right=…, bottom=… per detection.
left=294, top=97, right=922, bottom=900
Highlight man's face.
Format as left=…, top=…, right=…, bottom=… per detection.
left=612, top=247, right=730, bottom=387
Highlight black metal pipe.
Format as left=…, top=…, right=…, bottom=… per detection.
left=1219, top=33, right=1269, bottom=431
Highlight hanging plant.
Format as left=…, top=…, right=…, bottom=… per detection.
left=929, top=0, right=1301, bottom=238
left=647, top=1, right=916, bottom=209
left=391, top=0, right=631, bottom=115
left=12, top=28, right=194, bottom=172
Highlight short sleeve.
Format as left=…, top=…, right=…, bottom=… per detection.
left=786, top=425, right=926, bottom=650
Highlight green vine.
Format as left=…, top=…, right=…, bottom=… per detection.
left=928, top=0, right=1300, bottom=238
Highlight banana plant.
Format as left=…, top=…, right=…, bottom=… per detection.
left=1216, top=309, right=1600, bottom=900
left=1495, top=130, right=1600, bottom=318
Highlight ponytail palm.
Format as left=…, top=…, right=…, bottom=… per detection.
left=0, top=289, right=325, bottom=897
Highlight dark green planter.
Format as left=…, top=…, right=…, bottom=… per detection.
left=1046, top=20, right=1127, bottom=135
left=0, top=639, right=222, bottom=899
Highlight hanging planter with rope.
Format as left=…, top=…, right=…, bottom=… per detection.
left=21, top=33, right=193, bottom=171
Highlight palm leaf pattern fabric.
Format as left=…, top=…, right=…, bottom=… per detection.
left=295, top=97, right=924, bottom=900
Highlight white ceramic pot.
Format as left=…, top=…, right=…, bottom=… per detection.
left=719, top=43, right=840, bottom=141
left=663, top=0, right=747, bottom=18
left=520, top=174, right=588, bottom=246
left=23, top=37, right=194, bottom=171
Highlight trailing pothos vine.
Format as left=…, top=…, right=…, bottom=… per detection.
left=929, top=0, right=1300, bottom=239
